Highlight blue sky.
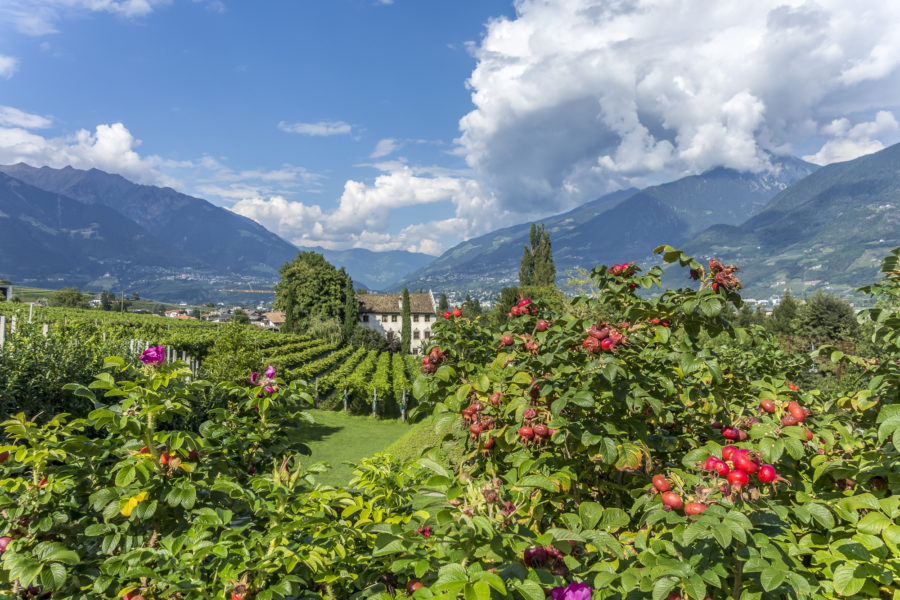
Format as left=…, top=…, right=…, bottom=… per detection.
left=1, top=1, right=899, bottom=256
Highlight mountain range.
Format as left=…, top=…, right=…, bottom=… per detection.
left=2, top=143, right=897, bottom=305
left=0, top=164, right=433, bottom=301
left=681, top=143, right=900, bottom=299
left=393, top=156, right=819, bottom=295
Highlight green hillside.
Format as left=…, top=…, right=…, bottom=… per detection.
left=683, top=143, right=900, bottom=299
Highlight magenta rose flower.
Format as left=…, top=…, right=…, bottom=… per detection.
left=250, top=372, right=260, bottom=385
left=264, top=365, right=276, bottom=380
left=140, top=345, right=165, bottom=366
left=550, top=583, right=592, bottom=600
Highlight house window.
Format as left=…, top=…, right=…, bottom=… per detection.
left=391, top=315, right=397, bottom=322
left=413, top=315, right=419, bottom=322
left=424, top=330, right=431, bottom=339
left=425, top=314, right=431, bottom=322
left=413, top=330, right=420, bottom=340
left=362, top=315, right=369, bottom=322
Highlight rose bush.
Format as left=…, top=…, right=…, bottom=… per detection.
left=0, top=245, right=898, bottom=599
left=401, top=246, right=900, bottom=599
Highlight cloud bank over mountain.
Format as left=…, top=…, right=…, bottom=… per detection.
left=2, top=0, right=899, bottom=255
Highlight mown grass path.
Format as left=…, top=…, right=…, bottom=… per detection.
left=297, top=409, right=413, bottom=486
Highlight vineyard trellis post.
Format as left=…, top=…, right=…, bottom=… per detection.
left=28, top=303, right=33, bottom=323
left=343, top=387, right=348, bottom=412
left=400, top=388, right=407, bottom=423
left=10, top=316, right=16, bottom=333
left=42, top=324, right=48, bottom=337
left=0, top=316, right=5, bottom=350
left=372, top=387, right=377, bottom=418
left=314, top=378, right=319, bottom=408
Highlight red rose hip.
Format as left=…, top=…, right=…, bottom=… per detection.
left=652, top=474, right=670, bottom=492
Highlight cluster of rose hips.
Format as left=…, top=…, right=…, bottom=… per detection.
left=523, top=543, right=579, bottom=577
left=420, top=346, right=446, bottom=374
left=509, top=298, right=537, bottom=317
left=708, top=258, right=742, bottom=292
left=443, top=307, right=463, bottom=319
left=701, top=445, right=779, bottom=491
left=652, top=475, right=709, bottom=515
left=608, top=262, right=634, bottom=277
left=462, top=400, right=499, bottom=454
left=518, top=404, right=555, bottom=445
left=500, top=332, right=541, bottom=353
left=647, top=317, right=671, bottom=327
left=582, top=321, right=625, bottom=353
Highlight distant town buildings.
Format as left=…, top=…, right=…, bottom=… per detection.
left=356, top=292, right=436, bottom=352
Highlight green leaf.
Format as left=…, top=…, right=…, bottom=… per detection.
left=579, top=502, right=604, bottom=529
left=475, top=572, right=506, bottom=596
left=832, top=563, right=865, bottom=597
left=652, top=576, right=678, bottom=600
left=435, top=563, right=468, bottom=586
left=760, top=568, right=785, bottom=592
left=418, top=458, right=450, bottom=479
left=115, top=465, right=136, bottom=487
left=373, top=533, right=405, bottom=557
left=700, top=297, right=723, bottom=317
left=858, top=511, right=891, bottom=535
left=515, top=580, right=546, bottom=600
left=516, top=474, right=556, bottom=492
left=807, top=503, right=835, bottom=529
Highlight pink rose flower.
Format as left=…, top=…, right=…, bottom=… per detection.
left=549, top=583, right=592, bottom=600
left=140, top=345, right=165, bottom=366
left=264, top=365, right=276, bottom=380
left=250, top=372, right=260, bottom=385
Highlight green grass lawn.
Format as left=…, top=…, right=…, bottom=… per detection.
left=296, top=409, right=414, bottom=486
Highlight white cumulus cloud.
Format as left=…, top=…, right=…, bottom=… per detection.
left=0, top=106, right=52, bottom=129
left=457, top=0, right=900, bottom=214
left=803, top=111, right=900, bottom=165
left=229, top=164, right=500, bottom=254
left=278, top=120, right=353, bottom=137
left=370, top=138, right=400, bottom=158
left=0, top=120, right=184, bottom=187
left=0, top=0, right=174, bottom=36
left=0, top=55, right=18, bottom=78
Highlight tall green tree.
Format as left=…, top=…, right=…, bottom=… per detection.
left=401, top=288, right=411, bottom=354
left=438, top=293, right=449, bottom=313
left=461, top=293, right=482, bottom=318
left=796, top=292, right=859, bottom=342
left=99, top=290, right=115, bottom=311
left=342, top=279, right=358, bottom=341
left=519, top=223, right=556, bottom=287
left=520, top=224, right=536, bottom=287
left=51, top=287, right=87, bottom=309
left=771, top=291, right=799, bottom=335
left=533, top=225, right=556, bottom=286
left=274, top=251, right=353, bottom=333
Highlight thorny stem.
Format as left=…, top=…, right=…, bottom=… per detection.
left=732, top=544, right=744, bottom=599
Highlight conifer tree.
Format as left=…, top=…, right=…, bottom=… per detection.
left=533, top=225, right=556, bottom=286
left=401, top=288, right=411, bottom=354
left=342, top=279, right=358, bottom=341
left=519, top=223, right=556, bottom=287
left=519, top=223, right=536, bottom=286
left=438, top=293, right=449, bottom=313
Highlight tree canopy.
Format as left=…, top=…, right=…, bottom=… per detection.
left=51, top=287, right=87, bottom=309
left=274, top=251, right=354, bottom=333
left=519, top=222, right=556, bottom=287
left=401, top=288, right=411, bottom=353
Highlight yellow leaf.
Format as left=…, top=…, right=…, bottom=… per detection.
left=120, top=491, right=148, bottom=517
